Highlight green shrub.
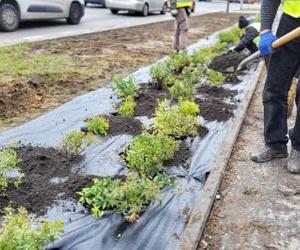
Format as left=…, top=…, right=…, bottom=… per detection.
left=150, top=63, right=171, bottom=87
left=118, top=96, right=136, bottom=117
left=0, top=207, right=63, bottom=250
left=61, top=131, right=96, bottom=158
left=0, top=145, right=21, bottom=193
left=217, top=26, right=240, bottom=45
left=179, top=100, right=200, bottom=116
left=169, top=78, right=195, bottom=101
left=112, top=76, right=139, bottom=100
left=153, top=100, right=199, bottom=138
left=78, top=172, right=161, bottom=221
left=125, top=132, right=179, bottom=177
left=87, top=116, right=109, bottom=135
left=205, top=68, right=226, bottom=86
left=166, top=51, right=193, bottom=73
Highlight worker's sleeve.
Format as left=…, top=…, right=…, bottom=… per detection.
left=261, top=0, right=281, bottom=31
left=235, top=27, right=259, bottom=52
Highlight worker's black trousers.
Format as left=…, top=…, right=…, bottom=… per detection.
left=263, top=13, right=300, bottom=151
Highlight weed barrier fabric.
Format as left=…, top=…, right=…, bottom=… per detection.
left=0, top=26, right=260, bottom=250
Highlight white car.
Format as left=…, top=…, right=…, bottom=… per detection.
left=0, top=0, right=85, bottom=32
left=106, top=0, right=166, bottom=16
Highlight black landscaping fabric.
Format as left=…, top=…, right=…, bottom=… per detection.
left=0, top=29, right=259, bottom=250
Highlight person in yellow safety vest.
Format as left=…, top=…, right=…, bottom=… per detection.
left=167, top=0, right=193, bottom=51
left=233, top=16, right=260, bottom=54
left=250, top=0, right=300, bottom=173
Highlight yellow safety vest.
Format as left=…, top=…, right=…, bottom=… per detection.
left=176, top=0, right=192, bottom=8
left=283, top=0, right=300, bottom=18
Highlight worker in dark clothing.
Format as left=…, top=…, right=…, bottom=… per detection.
left=234, top=16, right=260, bottom=54
left=251, top=0, right=300, bottom=174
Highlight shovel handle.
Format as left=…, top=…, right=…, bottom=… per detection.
left=272, top=27, right=300, bottom=49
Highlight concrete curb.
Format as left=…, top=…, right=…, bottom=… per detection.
left=178, top=61, right=265, bottom=250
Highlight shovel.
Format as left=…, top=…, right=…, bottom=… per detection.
left=237, top=26, right=300, bottom=72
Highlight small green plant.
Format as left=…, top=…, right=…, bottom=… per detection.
left=125, top=132, right=179, bottom=177
left=0, top=145, right=21, bottom=193
left=217, top=26, right=240, bottom=45
left=87, top=116, right=109, bottom=135
left=78, top=172, right=161, bottom=221
left=153, top=100, right=199, bottom=138
left=0, top=207, right=64, bottom=250
left=166, top=51, right=193, bottom=74
left=150, top=63, right=171, bottom=87
left=169, top=78, right=195, bottom=101
left=112, top=76, right=139, bottom=100
left=243, top=186, right=258, bottom=195
left=205, top=68, right=226, bottom=86
left=61, top=131, right=96, bottom=158
left=118, top=96, right=136, bottom=117
left=179, top=100, right=200, bottom=116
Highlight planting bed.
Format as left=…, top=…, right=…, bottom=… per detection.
left=0, top=22, right=260, bottom=250
left=107, top=115, right=143, bottom=136
left=0, top=146, right=92, bottom=215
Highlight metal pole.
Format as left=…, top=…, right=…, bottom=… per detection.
left=226, top=0, right=230, bottom=13
left=240, top=0, right=244, bottom=10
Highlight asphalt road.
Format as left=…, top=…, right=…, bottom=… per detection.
left=0, top=2, right=259, bottom=47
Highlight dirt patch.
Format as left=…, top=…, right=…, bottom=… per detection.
left=197, top=98, right=236, bottom=122
left=197, top=85, right=238, bottom=99
left=134, top=87, right=170, bottom=117
left=108, top=115, right=143, bottom=136
left=0, top=146, right=93, bottom=215
left=209, top=51, right=245, bottom=73
left=165, top=141, right=192, bottom=168
left=0, top=12, right=248, bottom=130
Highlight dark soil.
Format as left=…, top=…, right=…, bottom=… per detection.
left=108, top=115, right=143, bottom=136
left=209, top=51, right=245, bottom=73
left=197, top=85, right=238, bottom=99
left=0, top=146, right=93, bottom=215
left=165, top=141, right=192, bottom=168
left=196, top=98, right=236, bottom=122
left=134, top=87, right=170, bottom=117
left=198, top=126, right=209, bottom=138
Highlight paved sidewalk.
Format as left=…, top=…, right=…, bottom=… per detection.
left=199, top=70, right=300, bottom=249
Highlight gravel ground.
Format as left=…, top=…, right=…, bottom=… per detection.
left=199, top=69, right=300, bottom=249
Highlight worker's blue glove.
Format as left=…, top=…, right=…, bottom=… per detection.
left=259, top=31, right=277, bottom=56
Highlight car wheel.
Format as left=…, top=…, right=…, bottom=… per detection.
left=141, top=3, right=149, bottom=16
left=110, top=9, right=118, bottom=14
left=0, top=3, right=20, bottom=32
left=160, top=3, right=167, bottom=15
left=67, top=2, right=83, bottom=25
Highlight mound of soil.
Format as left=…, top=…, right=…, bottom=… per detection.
left=209, top=51, right=245, bottom=73
left=0, top=146, right=93, bottom=215
left=165, top=141, right=192, bottom=168
left=196, top=98, right=236, bottom=122
left=134, top=87, right=170, bottom=117
left=108, top=115, right=143, bottom=136
left=197, top=85, right=238, bottom=99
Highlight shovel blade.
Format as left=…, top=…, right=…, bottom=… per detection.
left=236, top=51, right=261, bottom=72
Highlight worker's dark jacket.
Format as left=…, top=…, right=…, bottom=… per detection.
left=235, top=26, right=259, bottom=54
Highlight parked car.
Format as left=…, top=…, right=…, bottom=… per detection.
left=0, top=0, right=85, bottom=32
left=106, top=0, right=167, bottom=16
left=85, top=0, right=106, bottom=7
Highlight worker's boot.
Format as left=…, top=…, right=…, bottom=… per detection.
left=250, top=146, right=288, bottom=163
left=287, top=148, right=300, bottom=173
